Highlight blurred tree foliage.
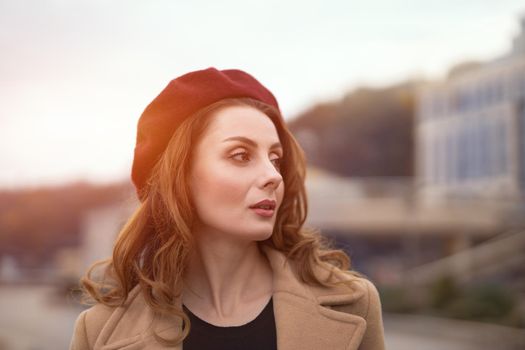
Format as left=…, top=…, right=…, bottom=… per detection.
left=429, top=275, right=462, bottom=309
left=288, top=81, right=418, bottom=177
left=378, top=285, right=420, bottom=313
left=0, top=181, right=133, bottom=267
left=429, top=276, right=522, bottom=327
left=381, top=276, right=524, bottom=328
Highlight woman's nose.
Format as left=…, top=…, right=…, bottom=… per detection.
left=261, top=159, right=283, bottom=189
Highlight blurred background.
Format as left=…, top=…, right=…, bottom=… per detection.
left=1, top=1, right=525, bottom=349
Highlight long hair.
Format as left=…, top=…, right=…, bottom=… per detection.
left=79, top=97, right=364, bottom=346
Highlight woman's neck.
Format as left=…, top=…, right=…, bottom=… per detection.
left=181, top=233, right=273, bottom=323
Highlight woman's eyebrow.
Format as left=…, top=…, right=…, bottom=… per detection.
left=222, top=136, right=282, bottom=150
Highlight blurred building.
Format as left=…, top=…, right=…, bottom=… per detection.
left=304, top=166, right=513, bottom=286
left=76, top=198, right=138, bottom=278
left=406, top=16, right=525, bottom=290
left=416, top=16, right=525, bottom=202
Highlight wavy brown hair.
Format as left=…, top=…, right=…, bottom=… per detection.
left=79, top=97, right=364, bottom=347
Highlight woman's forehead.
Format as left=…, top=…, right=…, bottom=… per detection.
left=204, top=105, right=280, bottom=143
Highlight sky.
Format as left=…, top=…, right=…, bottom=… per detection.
left=1, top=0, right=524, bottom=189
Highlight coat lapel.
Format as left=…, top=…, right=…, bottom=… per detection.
left=95, top=244, right=367, bottom=349
left=261, top=244, right=367, bottom=350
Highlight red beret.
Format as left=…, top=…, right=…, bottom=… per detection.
left=131, top=67, right=281, bottom=202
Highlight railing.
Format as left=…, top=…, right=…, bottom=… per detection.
left=404, top=229, right=525, bottom=286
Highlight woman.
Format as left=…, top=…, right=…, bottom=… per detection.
left=69, top=67, right=385, bottom=350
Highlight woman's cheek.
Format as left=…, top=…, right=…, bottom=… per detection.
left=217, top=176, right=247, bottom=204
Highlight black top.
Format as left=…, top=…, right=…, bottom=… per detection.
left=182, top=297, right=277, bottom=350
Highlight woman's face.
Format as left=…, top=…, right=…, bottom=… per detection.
left=189, top=104, right=285, bottom=242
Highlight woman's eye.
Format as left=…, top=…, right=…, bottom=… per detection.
left=231, top=151, right=250, bottom=162
left=230, top=151, right=282, bottom=170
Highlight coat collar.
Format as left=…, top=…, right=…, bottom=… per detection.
left=94, top=244, right=367, bottom=350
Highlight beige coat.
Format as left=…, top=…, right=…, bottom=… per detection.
left=69, top=244, right=385, bottom=349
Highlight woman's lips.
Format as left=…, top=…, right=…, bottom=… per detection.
left=250, top=207, right=275, bottom=217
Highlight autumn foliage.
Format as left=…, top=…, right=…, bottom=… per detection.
left=0, top=181, right=134, bottom=267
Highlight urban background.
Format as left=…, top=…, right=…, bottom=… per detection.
left=1, top=1, right=525, bottom=349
